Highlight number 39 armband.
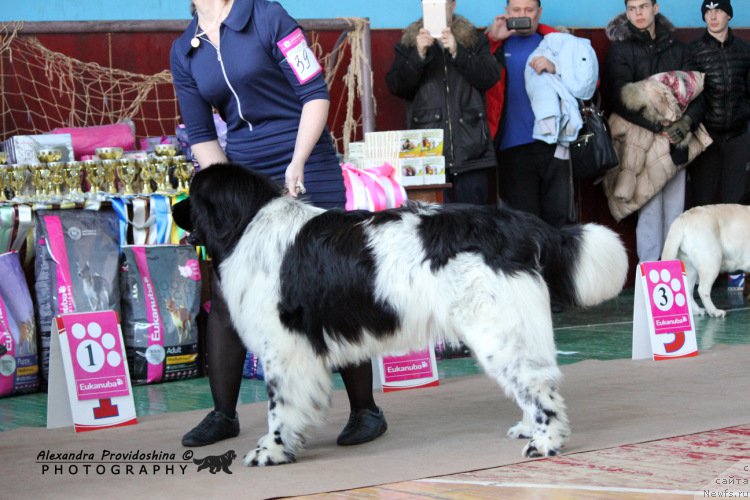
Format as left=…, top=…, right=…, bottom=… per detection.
left=276, top=28, right=322, bottom=84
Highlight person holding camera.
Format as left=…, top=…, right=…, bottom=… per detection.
left=486, top=0, right=573, bottom=228
left=386, top=0, right=501, bottom=205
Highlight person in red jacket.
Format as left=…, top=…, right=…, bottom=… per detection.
left=486, top=0, right=571, bottom=229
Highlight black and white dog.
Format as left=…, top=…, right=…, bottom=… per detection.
left=173, top=163, right=628, bottom=466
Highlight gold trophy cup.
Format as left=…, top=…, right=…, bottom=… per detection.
left=139, top=160, right=156, bottom=195
left=95, top=147, right=123, bottom=161
left=101, top=159, right=118, bottom=195
left=36, top=148, right=62, bottom=164
left=48, top=161, right=66, bottom=200
left=116, top=158, right=139, bottom=196
left=83, top=160, right=106, bottom=198
left=174, top=158, right=194, bottom=192
left=0, top=165, right=8, bottom=202
left=31, top=166, right=51, bottom=202
left=64, top=161, right=84, bottom=201
left=9, top=164, right=28, bottom=202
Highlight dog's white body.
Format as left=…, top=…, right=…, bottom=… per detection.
left=662, top=204, right=750, bottom=318
left=178, top=165, right=629, bottom=466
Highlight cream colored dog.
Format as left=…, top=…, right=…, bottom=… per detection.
left=662, top=204, right=750, bottom=318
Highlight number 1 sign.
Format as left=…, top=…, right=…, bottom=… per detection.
left=632, top=260, right=698, bottom=360
left=47, top=311, right=137, bottom=431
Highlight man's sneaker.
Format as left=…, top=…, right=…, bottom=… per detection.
left=182, top=410, right=240, bottom=447
left=337, top=407, right=387, bottom=446
left=728, top=273, right=746, bottom=292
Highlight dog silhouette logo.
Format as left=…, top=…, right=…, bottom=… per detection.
left=193, top=450, right=237, bottom=474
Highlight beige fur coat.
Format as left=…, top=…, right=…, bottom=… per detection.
left=603, top=71, right=713, bottom=221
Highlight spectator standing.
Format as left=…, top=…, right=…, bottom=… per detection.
left=687, top=0, right=750, bottom=290
left=486, top=0, right=574, bottom=228
left=603, top=0, right=704, bottom=262
left=386, top=0, right=501, bottom=205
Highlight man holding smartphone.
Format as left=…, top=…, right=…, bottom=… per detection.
left=486, top=0, right=571, bottom=229
left=386, top=0, right=501, bottom=205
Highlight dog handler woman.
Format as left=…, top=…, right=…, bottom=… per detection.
left=170, top=0, right=387, bottom=447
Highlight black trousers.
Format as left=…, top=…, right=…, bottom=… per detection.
left=498, top=141, right=573, bottom=227
left=687, top=130, right=750, bottom=207
left=444, top=167, right=491, bottom=205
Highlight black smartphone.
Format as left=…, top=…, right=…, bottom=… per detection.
left=506, top=17, right=532, bottom=31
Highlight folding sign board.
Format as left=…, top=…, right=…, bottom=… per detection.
left=373, top=343, right=439, bottom=392
left=632, top=260, right=698, bottom=360
left=47, top=310, right=137, bottom=431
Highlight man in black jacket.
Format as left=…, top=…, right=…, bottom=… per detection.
left=687, top=0, right=750, bottom=208
left=687, top=0, right=750, bottom=291
left=603, top=0, right=704, bottom=263
left=386, top=0, right=501, bottom=205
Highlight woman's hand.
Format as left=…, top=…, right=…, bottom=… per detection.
left=285, top=160, right=306, bottom=197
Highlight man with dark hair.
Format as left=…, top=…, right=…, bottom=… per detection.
left=687, top=0, right=750, bottom=207
left=603, top=0, right=704, bottom=263
left=686, top=0, right=750, bottom=290
left=486, top=0, right=574, bottom=228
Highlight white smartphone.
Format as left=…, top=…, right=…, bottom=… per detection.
left=422, top=0, right=447, bottom=38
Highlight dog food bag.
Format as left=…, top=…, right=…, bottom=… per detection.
left=34, top=209, right=121, bottom=384
left=120, top=245, right=201, bottom=385
left=0, top=252, right=40, bottom=397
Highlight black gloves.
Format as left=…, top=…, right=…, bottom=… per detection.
left=663, top=115, right=692, bottom=143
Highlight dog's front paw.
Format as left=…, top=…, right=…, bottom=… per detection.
left=243, top=435, right=295, bottom=467
left=522, top=439, right=560, bottom=458
left=694, top=306, right=706, bottom=316
left=507, top=420, right=532, bottom=439
left=708, top=308, right=726, bottom=319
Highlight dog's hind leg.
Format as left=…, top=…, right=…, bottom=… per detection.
left=457, top=274, right=570, bottom=457
left=696, top=264, right=725, bottom=318
left=684, top=264, right=705, bottom=316
left=243, top=344, right=333, bottom=467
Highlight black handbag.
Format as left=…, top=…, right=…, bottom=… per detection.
left=570, top=97, right=619, bottom=180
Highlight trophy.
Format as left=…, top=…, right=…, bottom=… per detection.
left=31, top=166, right=51, bottom=202
left=65, top=161, right=84, bottom=202
left=47, top=161, right=66, bottom=201
left=116, top=158, right=139, bottom=196
left=153, top=159, right=173, bottom=194
left=0, top=152, right=7, bottom=202
left=174, top=157, right=194, bottom=193
left=101, top=159, right=118, bottom=195
left=36, top=148, right=62, bottom=163
left=83, top=159, right=106, bottom=198
left=139, top=159, right=155, bottom=195
left=0, top=165, right=7, bottom=202
left=153, top=144, right=178, bottom=158
left=9, top=164, right=28, bottom=202
left=95, top=147, right=123, bottom=161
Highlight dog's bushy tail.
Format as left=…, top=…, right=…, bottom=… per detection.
left=544, top=224, right=628, bottom=308
left=661, top=215, right=686, bottom=261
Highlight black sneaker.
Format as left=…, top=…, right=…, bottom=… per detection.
left=336, top=407, right=387, bottom=446
left=182, top=410, right=240, bottom=447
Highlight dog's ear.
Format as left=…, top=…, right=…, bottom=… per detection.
left=172, top=198, right=193, bottom=231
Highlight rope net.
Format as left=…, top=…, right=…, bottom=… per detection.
left=0, top=20, right=369, bottom=154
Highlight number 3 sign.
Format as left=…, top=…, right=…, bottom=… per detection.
left=632, top=260, right=698, bottom=360
left=47, top=311, right=137, bottom=431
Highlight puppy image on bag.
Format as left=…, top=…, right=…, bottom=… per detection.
left=662, top=203, right=750, bottom=318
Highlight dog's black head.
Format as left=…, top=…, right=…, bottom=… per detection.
left=172, top=163, right=282, bottom=264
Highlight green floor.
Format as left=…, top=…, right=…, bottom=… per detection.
left=2, top=288, right=748, bottom=432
